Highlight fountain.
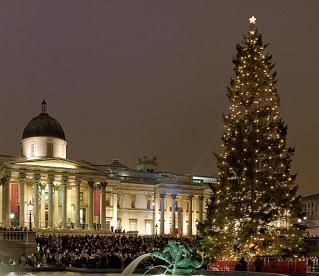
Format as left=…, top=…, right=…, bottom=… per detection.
left=121, top=253, right=152, bottom=275
left=121, top=240, right=203, bottom=275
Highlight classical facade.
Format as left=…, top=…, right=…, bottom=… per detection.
left=0, top=101, right=213, bottom=235
left=301, top=194, right=319, bottom=237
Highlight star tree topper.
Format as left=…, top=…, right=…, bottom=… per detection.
left=249, top=16, right=257, bottom=25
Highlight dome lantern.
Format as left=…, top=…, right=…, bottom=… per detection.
left=41, top=100, right=47, bottom=113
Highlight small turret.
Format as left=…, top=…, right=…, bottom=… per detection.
left=137, top=156, right=158, bottom=172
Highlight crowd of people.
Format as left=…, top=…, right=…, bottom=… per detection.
left=32, top=234, right=199, bottom=270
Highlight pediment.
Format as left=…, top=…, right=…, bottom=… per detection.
left=11, top=158, right=103, bottom=173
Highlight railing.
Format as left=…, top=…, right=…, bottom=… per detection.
left=209, top=260, right=307, bottom=274
left=0, top=230, right=36, bottom=243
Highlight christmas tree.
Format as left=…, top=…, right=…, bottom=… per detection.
left=199, top=17, right=304, bottom=259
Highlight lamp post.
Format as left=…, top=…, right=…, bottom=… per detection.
left=10, top=213, right=14, bottom=227
left=195, top=219, right=199, bottom=236
left=27, top=200, right=33, bottom=231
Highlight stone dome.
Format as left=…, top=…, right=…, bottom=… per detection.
left=22, top=101, right=66, bottom=140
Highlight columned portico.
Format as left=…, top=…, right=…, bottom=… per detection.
left=160, top=194, right=165, bottom=235
left=87, top=180, right=94, bottom=230
left=33, top=174, right=40, bottom=229
left=0, top=102, right=212, bottom=235
left=47, top=175, right=54, bottom=228
left=75, top=177, right=81, bottom=229
left=18, top=173, right=26, bottom=227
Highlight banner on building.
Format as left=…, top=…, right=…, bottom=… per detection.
left=94, top=189, right=100, bottom=216
left=11, top=183, right=19, bottom=213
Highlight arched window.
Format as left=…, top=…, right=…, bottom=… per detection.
left=31, top=144, right=35, bottom=157
left=47, top=142, right=53, bottom=157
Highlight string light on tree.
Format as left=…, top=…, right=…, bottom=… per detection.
left=198, top=17, right=304, bottom=260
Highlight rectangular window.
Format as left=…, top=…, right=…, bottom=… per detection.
left=131, top=195, right=136, bottom=209
left=61, top=145, right=66, bottom=157
left=117, top=218, right=121, bottom=230
left=129, top=219, right=137, bottom=231
left=47, top=142, right=53, bottom=157
left=106, top=195, right=111, bottom=207
left=147, top=199, right=151, bottom=209
left=106, top=220, right=111, bottom=231
left=31, top=144, right=35, bottom=157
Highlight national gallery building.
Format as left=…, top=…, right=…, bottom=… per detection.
left=0, top=101, right=213, bottom=236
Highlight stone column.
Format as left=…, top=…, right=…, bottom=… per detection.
left=33, top=174, right=41, bottom=229
left=40, top=184, right=46, bottom=228
left=188, top=195, right=193, bottom=236
left=100, top=182, right=107, bottom=230
left=87, top=180, right=94, bottom=230
left=75, top=177, right=81, bottom=229
left=47, top=175, right=54, bottom=228
left=198, top=196, right=204, bottom=223
left=112, top=190, right=118, bottom=229
left=177, top=197, right=183, bottom=236
left=54, top=185, right=59, bottom=228
left=61, top=176, right=68, bottom=229
left=160, top=194, right=165, bottom=235
left=18, top=173, right=26, bottom=227
left=153, top=193, right=158, bottom=235
left=2, top=174, right=11, bottom=227
left=171, top=194, right=176, bottom=235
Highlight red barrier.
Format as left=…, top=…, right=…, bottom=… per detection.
left=209, top=260, right=307, bottom=274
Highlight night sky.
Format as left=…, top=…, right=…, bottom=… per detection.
left=0, top=1, right=318, bottom=196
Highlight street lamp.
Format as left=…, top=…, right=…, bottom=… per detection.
left=195, top=219, right=199, bottom=236
left=10, top=213, right=14, bottom=227
left=27, top=200, right=33, bottom=231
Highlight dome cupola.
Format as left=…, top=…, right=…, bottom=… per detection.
left=21, top=101, right=67, bottom=159
left=22, top=100, right=65, bottom=140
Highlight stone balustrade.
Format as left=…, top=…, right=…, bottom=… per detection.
left=0, top=230, right=36, bottom=243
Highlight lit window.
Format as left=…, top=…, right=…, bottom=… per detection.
left=129, top=219, right=137, bottom=231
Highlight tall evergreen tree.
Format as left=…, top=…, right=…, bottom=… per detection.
left=200, top=17, right=304, bottom=259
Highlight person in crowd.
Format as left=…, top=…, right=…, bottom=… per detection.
left=254, top=256, right=263, bottom=272
left=33, top=234, right=199, bottom=269
left=239, top=257, right=247, bottom=271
